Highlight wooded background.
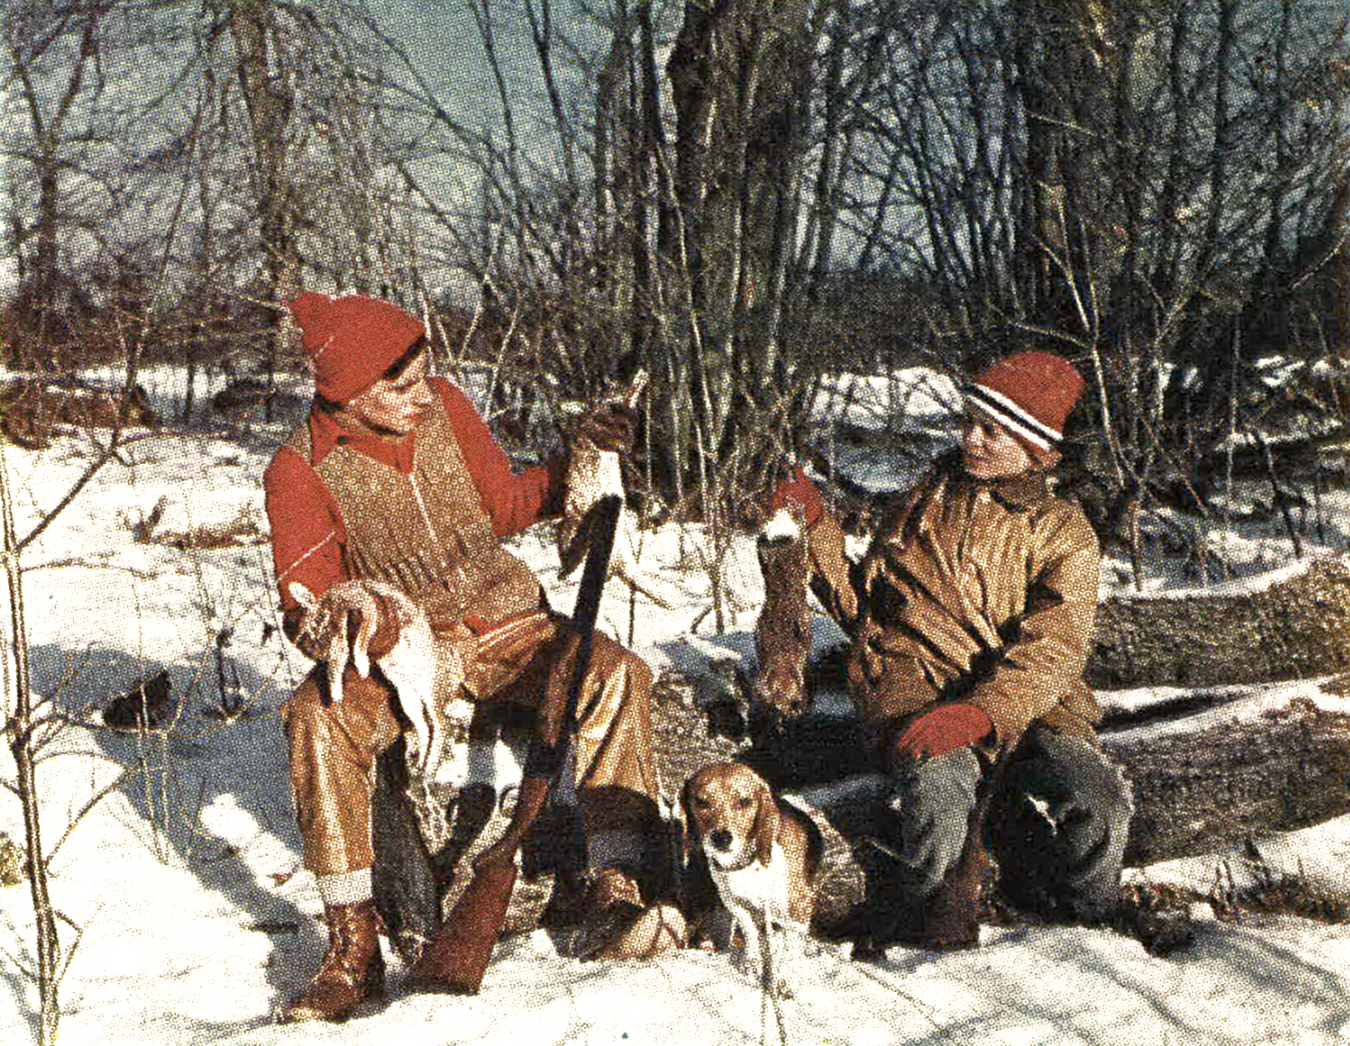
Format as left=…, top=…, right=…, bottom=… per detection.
left=3, top=0, right=1348, bottom=543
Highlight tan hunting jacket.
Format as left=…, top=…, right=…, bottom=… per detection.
left=807, top=451, right=1102, bottom=745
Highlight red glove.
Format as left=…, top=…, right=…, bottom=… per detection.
left=891, top=703, right=994, bottom=763
left=768, top=465, right=824, bottom=528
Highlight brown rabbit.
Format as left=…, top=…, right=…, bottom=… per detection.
left=750, top=508, right=813, bottom=727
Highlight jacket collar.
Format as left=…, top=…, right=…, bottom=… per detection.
left=307, top=404, right=417, bottom=474
left=936, top=449, right=1052, bottom=510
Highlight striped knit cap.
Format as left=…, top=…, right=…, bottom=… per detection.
left=965, top=351, right=1084, bottom=454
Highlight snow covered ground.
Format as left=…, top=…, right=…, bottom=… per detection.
left=1, top=366, right=1349, bottom=1045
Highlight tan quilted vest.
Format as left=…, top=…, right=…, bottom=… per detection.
left=284, top=398, right=543, bottom=625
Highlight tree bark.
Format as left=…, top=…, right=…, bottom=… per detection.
left=4, top=3, right=103, bottom=369
left=227, top=1, right=302, bottom=419
left=1108, top=696, right=1350, bottom=865
left=665, top=0, right=822, bottom=492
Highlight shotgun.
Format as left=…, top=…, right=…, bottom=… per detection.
left=407, top=493, right=624, bottom=994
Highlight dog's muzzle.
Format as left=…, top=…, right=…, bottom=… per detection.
left=703, top=832, right=755, bottom=873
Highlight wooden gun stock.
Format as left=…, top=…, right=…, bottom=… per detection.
left=409, top=495, right=624, bottom=994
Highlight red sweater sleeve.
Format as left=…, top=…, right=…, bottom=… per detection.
left=434, top=378, right=564, bottom=537
left=264, top=445, right=348, bottom=616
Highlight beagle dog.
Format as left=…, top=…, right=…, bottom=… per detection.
left=682, top=761, right=822, bottom=993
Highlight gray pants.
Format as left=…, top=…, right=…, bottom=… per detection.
left=883, top=727, right=1132, bottom=921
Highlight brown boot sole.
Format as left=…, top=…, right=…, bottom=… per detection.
left=580, top=903, right=688, bottom=962
left=274, top=989, right=387, bottom=1025
left=569, top=899, right=645, bottom=961
left=403, top=972, right=479, bottom=996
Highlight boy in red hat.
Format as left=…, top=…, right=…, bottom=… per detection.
left=770, top=351, right=1130, bottom=951
left=265, top=293, right=674, bottom=1022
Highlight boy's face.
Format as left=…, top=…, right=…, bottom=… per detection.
left=339, top=349, right=436, bottom=438
left=961, top=407, right=1037, bottom=479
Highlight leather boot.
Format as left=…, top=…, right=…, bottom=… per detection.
left=854, top=834, right=989, bottom=959
left=276, top=900, right=385, bottom=1023
left=918, top=834, right=990, bottom=951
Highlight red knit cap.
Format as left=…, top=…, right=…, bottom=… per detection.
left=288, top=292, right=425, bottom=404
left=965, top=351, right=1084, bottom=455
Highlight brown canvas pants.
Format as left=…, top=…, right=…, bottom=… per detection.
left=281, top=609, right=659, bottom=877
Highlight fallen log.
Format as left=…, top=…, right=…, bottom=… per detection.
left=0, top=377, right=157, bottom=449
left=794, top=467, right=1350, bottom=690
left=1088, top=556, right=1350, bottom=689
left=210, top=376, right=307, bottom=421
left=789, top=556, right=1350, bottom=692
left=1194, top=431, right=1348, bottom=488
left=1105, top=695, right=1350, bottom=865
left=642, top=680, right=1350, bottom=934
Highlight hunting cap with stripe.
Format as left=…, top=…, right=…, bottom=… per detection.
left=965, top=351, right=1084, bottom=455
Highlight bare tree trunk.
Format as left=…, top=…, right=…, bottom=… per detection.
left=665, top=0, right=823, bottom=501
left=227, top=1, right=301, bottom=420
left=4, top=3, right=104, bottom=369
left=525, top=0, right=580, bottom=260
left=1011, top=0, right=1111, bottom=338
left=0, top=439, right=60, bottom=1046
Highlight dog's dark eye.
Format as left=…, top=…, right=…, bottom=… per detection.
left=734, top=796, right=753, bottom=809
left=691, top=796, right=709, bottom=808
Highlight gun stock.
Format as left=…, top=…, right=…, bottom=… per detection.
left=408, top=496, right=623, bottom=994
left=406, top=776, right=549, bottom=993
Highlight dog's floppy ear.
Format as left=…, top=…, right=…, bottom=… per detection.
left=751, top=778, right=779, bottom=867
left=679, top=776, right=700, bottom=858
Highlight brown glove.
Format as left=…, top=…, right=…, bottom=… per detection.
left=572, top=401, right=637, bottom=455
left=288, top=581, right=401, bottom=664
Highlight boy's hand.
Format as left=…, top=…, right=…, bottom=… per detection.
left=572, top=401, right=637, bottom=455
left=289, top=581, right=399, bottom=668
left=891, top=703, right=993, bottom=763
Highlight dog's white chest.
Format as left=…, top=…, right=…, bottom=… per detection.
left=711, top=843, right=790, bottom=923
